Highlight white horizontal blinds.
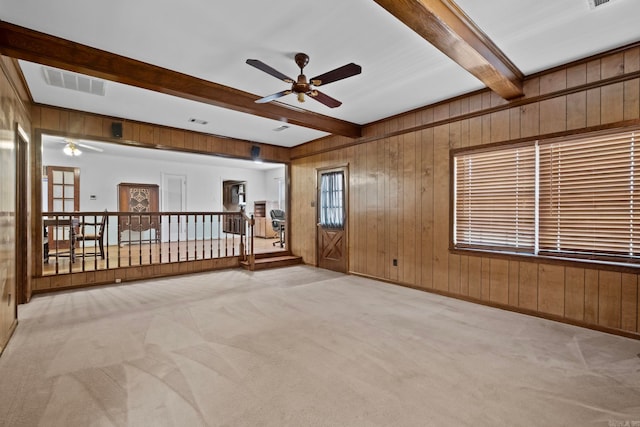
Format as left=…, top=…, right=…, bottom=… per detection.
left=455, top=144, right=536, bottom=251
left=538, top=131, right=640, bottom=258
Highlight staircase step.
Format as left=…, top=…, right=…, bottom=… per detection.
left=241, top=255, right=303, bottom=270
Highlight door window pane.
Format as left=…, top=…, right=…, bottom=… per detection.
left=319, top=171, right=345, bottom=228
left=64, top=185, right=74, bottom=198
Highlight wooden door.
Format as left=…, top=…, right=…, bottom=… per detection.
left=317, top=167, right=348, bottom=273
left=46, top=166, right=80, bottom=250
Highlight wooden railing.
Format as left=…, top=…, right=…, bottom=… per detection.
left=42, top=211, right=254, bottom=275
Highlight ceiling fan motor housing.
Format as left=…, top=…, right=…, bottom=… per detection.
left=293, top=74, right=311, bottom=94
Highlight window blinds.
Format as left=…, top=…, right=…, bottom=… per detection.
left=538, top=131, right=639, bottom=258
left=455, top=144, right=536, bottom=251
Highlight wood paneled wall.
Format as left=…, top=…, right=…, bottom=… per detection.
left=290, top=45, right=640, bottom=338
left=31, top=105, right=290, bottom=164
left=0, top=57, right=31, bottom=352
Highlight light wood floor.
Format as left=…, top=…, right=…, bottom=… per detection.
left=43, top=236, right=286, bottom=275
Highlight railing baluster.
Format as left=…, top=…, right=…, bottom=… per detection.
left=54, top=216, right=59, bottom=275
left=41, top=210, right=255, bottom=279
left=186, top=214, right=190, bottom=261
left=178, top=214, right=181, bottom=262
left=209, top=214, right=214, bottom=259
left=106, top=213, right=110, bottom=270
left=201, top=214, right=205, bottom=260
left=127, top=214, right=132, bottom=267
left=159, top=214, right=163, bottom=264
left=117, top=215, right=121, bottom=268
left=148, top=215, right=153, bottom=265
left=224, top=215, right=228, bottom=257
left=168, top=214, right=172, bottom=263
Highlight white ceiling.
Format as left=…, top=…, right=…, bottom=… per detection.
left=3, top=0, right=640, bottom=147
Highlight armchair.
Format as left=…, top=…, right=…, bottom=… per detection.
left=270, top=209, right=286, bottom=248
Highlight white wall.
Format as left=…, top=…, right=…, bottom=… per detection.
left=264, top=167, right=286, bottom=209
left=43, top=144, right=285, bottom=241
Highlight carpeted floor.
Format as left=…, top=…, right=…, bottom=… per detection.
left=0, top=265, right=639, bottom=427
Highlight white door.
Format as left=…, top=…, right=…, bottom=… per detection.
left=162, top=174, right=186, bottom=241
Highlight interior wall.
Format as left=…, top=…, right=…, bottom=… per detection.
left=0, top=56, right=31, bottom=352
left=290, top=45, right=640, bottom=337
left=263, top=167, right=285, bottom=209
left=42, top=145, right=282, bottom=243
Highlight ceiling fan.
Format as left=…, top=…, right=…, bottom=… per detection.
left=246, top=53, right=361, bottom=108
left=57, top=138, right=104, bottom=156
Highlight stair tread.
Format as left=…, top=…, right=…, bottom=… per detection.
left=240, top=255, right=302, bottom=270
left=254, top=255, right=301, bottom=262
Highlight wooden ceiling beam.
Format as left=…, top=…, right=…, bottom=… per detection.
left=0, top=21, right=362, bottom=138
left=373, top=0, right=524, bottom=100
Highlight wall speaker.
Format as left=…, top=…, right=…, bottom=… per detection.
left=251, top=145, right=261, bottom=159
left=111, top=122, right=123, bottom=138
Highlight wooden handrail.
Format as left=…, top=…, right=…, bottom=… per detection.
left=40, top=210, right=253, bottom=275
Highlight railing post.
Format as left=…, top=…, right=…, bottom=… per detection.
left=239, top=213, right=245, bottom=261
left=250, top=214, right=255, bottom=270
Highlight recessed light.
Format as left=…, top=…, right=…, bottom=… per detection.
left=273, top=125, right=290, bottom=132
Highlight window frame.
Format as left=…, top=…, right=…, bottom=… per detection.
left=450, top=126, right=640, bottom=270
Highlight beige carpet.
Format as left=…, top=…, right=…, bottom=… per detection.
left=0, top=266, right=639, bottom=427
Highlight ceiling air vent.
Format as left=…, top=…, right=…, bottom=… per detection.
left=42, top=67, right=106, bottom=96
left=588, top=0, right=613, bottom=9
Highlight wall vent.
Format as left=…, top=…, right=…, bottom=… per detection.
left=42, top=67, right=106, bottom=96
left=588, top=0, right=613, bottom=9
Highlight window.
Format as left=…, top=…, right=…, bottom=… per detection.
left=453, top=128, right=640, bottom=264
left=454, top=144, right=536, bottom=252
left=319, top=171, right=345, bottom=228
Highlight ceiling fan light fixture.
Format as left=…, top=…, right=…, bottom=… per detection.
left=63, top=142, right=82, bottom=156
left=297, top=92, right=305, bottom=103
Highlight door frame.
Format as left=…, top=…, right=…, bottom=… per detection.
left=316, top=165, right=349, bottom=272
left=15, top=124, right=29, bottom=305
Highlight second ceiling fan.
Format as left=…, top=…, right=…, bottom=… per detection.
left=246, top=53, right=361, bottom=108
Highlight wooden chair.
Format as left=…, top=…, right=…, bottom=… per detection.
left=76, top=210, right=108, bottom=259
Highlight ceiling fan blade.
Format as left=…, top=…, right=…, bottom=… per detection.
left=77, top=143, right=103, bottom=152
left=255, top=90, right=292, bottom=104
left=307, top=90, right=342, bottom=108
left=246, top=59, right=294, bottom=83
left=310, top=63, right=361, bottom=86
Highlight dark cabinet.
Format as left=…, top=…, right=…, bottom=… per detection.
left=117, top=183, right=160, bottom=245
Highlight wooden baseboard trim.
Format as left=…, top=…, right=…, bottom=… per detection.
left=0, top=319, right=19, bottom=357
left=349, top=271, right=640, bottom=341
